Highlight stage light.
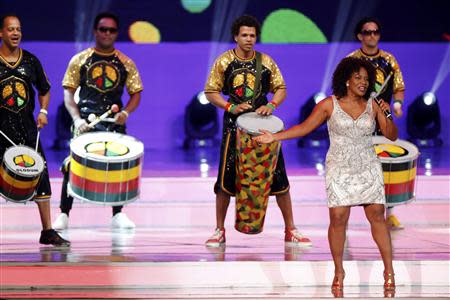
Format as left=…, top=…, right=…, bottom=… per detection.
left=197, top=91, right=209, bottom=105
left=184, top=91, right=219, bottom=149
left=423, top=92, right=436, bottom=106
left=298, top=92, right=328, bottom=147
left=407, top=92, right=442, bottom=147
left=314, top=92, right=326, bottom=104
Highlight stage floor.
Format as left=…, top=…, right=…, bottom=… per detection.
left=1, top=143, right=449, bottom=299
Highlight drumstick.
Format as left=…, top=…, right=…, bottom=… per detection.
left=88, top=104, right=120, bottom=128
left=0, top=130, right=17, bottom=147
left=372, top=73, right=392, bottom=99
left=370, top=73, right=393, bottom=120
left=35, top=129, right=40, bottom=152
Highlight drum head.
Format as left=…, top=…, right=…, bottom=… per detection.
left=236, top=112, right=284, bottom=136
left=373, top=136, right=419, bottom=163
left=70, top=132, right=144, bottom=162
left=3, top=145, right=44, bottom=177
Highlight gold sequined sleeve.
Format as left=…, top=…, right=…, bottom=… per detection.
left=262, top=54, right=286, bottom=93
left=115, top=51, right=143, bottom=94
left=62, top=54, right=82, bottom=89
left=389, top=54, right=405, bottom=93
left=204, top=51, right=233, bottom=93
left=62, top=49, right=93, bottom=89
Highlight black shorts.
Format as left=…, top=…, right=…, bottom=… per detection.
left=214, top=113, right=290, bottom=196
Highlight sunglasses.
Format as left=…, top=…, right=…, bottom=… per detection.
left=361, top=29, right=380, bottom=36
left=97, top=27, right=118, bottom=34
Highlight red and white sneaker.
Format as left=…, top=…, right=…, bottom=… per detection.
left=205, top=228, right=226, bottom=247
left=285, top=228, right=312, bottom=247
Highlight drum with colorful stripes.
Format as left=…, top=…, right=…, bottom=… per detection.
left=235, top=112, right=284, bottom=234
left=373, top=136, right=419, bottom=206
left=0, top=145, right=44, bottom=203
left=68, top=132, right=144, bottom=206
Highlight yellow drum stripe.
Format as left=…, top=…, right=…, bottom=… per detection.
left=383, top=167, right=416, bottom=184
left=0, top=166, right=40, bottom=188
left=70, top=158, right=140, bottom=183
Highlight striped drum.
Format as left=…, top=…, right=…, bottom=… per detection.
left=373, top=136, right=420, bottom=206
left=68, top=132, right=144, bottom=206
left=0, top=145, right=44, bottom=203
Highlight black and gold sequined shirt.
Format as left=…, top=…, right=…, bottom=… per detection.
left=204, top=50, right=286, bottom=108
left=62, top=48, right=143, bottom=119
left=349, top=49, right=405, bottom=103
left=0, top=49, right=50, bottom=146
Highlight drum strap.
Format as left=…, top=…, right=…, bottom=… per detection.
left=250, top=51, right=262, bottom=108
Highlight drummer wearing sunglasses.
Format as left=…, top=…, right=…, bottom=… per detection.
left=53, top=12, right=143, bottom=231
left=348, top=17, right=406, bottom=230
left=0, top=14, right=70, bottom=246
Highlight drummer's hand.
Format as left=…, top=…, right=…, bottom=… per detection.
left=37, top=112, right=48, bottom=129
left=255, top=105, right=273, bottom=116
left=230, top=103, right=252, bottom=115
left=74, top=118, right=89, bottom=133
left=114, top=111, right=128, bottom=125
left=253, top=129, right=275, bottom=144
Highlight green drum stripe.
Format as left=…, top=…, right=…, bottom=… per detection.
left=70, top=184, right=138, bottom=203
left=386, top=192, right=414, bottom=205
left=381, top=160, right=416, bottom=172
left=71, top=152, right=141, bottom=171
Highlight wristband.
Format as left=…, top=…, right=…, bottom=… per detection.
left=39, top=108, right=48, bottom=115
left=229, top=104, right=237, bottom=113
left=267, top=103, right=276, bottom=110
left=225, top=102, right=232, bottom=112
left=393, top=99, right=403, bottom=105
left=121, top=110, right=129, bottom=117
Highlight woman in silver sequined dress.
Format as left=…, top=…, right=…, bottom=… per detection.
left=255, top=57, right=398, bottom=296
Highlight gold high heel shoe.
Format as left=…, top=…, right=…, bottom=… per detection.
left=383, top=271, right=396, bottom=290
left=331, top=272, right=345, bottom=297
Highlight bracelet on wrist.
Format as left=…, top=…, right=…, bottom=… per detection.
left=39, top=108, right=48, bottom=115
left=229, top=104, right=237, bottom=113
left=225, top=102, right=232, bottom=112
left=121, top=110, right=129, bottom=117
left=393, top=99, right=403, bottom=105
left=267, top=103, right=276, bottom=110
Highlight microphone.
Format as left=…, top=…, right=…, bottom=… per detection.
left=371, top=92, right=393, bottom=120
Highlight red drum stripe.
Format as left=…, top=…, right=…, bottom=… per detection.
left=384, top=179, right=415, bottom=195
left=0, top=176, right=35, bottom=196
left=70, top=172, right=140, bottom=194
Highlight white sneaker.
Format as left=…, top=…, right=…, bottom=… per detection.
left=52, top=213, right=69, bottom=230
left=111, top=213, right=136, bottom=229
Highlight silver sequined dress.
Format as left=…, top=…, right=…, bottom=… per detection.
left=325, top=96, right=385, bottom=207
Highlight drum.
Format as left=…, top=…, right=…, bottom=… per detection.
left=68, top=132, right=144, bottom=206
left=373, top=136, right=419, bottom=206
left=235, top=112, right=284, bottom=234
left=0, top=146, right=44, bottom=203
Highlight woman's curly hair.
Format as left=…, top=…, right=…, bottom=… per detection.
left=332, top=57, right=376, bottom=100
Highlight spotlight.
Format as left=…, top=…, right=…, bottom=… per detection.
left=298, top=92, right=329, bottom=147
left=407, top=92, right=442, bottom=147
left=423, top=92, right=436, bottom=106
left=183, top=91, right=219, bottom=149
left=313, top=92, right=326, bottom=104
